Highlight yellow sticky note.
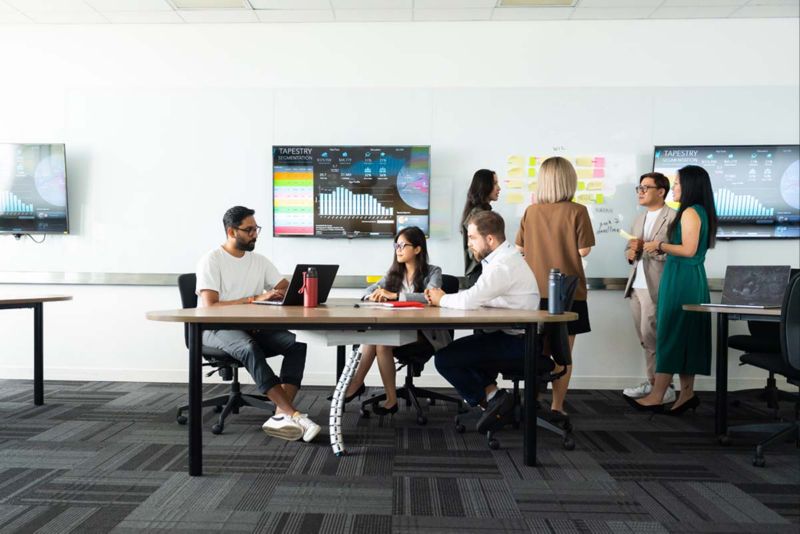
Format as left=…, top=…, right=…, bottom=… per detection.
left=575, top=157, right=594, bottom=167
left=596, top=193, right=604, bottom=204
left=667, top=200, right=680, bottom=210
left=575, top=193, right=593, bottom=204
left=586, top=181, right=603, bottom=191
left=505, top=179, right=523, bottom=189
left=577, top=169, right=593, bottom=179
left=505, top=192, right=524, bottom=204
left=528, top=157, right=537, bottom=166
left=366, top=275, right=382, bottom=283
left=508, top=167, right=523, bottom=178
left=577, top=181, right=586, bottom=191
left=507, top=155, right=524, bottom=167
left=528, top=181, right=538, bottom=191
left=527, top=167, right=536, bottom=178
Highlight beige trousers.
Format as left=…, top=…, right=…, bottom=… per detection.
left=629, top=288, right=657, bottom=381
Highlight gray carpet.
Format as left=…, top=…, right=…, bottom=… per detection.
left=0, top=379, right=798, bottom=533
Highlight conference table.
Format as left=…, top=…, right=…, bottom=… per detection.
left=682, top=304, right=781, bottom=440
left=0, top=294, right=72, bottom=405
left=146, top=299, right=576, bottom=476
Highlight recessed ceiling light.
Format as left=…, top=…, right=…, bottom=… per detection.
left=498, top=0, right=577, bottom=6
left=170, top=0, right=250, bottom=9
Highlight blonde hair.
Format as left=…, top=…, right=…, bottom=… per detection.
left=536, top=156, right=577, bottom=204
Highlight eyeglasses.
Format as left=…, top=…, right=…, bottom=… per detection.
left=635, top=185, right=661, bottom=194
left=234, top=225, right=262, bottom=236
left=393, top=242, right=413, bottom=251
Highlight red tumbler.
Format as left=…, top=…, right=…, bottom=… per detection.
left=300, top=267, right=318, bottom=307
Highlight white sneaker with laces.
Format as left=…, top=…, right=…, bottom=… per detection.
left=262, top=414, right=303, bottom=441
left=622, top=381, right=652, bottom=398
left=292, top=412, right=321, bottom=443
left=662, top=386, right=677, bottom=404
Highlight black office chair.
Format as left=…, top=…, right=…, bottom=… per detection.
left=175, top=273, right=274, bottom=434
left=455, top=275, right=579, bottom=451
left=360, top=274, right=463, bottom=425
left=727, top=272, right=800, bottom=467
left=729, top=268, right=800, bottom=413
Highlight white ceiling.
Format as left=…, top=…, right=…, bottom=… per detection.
left=0, top=0, right=796, bottom=24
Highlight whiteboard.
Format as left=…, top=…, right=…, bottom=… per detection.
left=1, top=86, right=797, bottom=278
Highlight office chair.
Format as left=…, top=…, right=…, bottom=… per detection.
left=727, top=272, right=800, bottom=467
left=175, top=273, right=274, bottom=435
left=360, top=274, right=463, bottom=425
left=455, top=275, right=579, bottom=451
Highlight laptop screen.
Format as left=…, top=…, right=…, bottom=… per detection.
left=721, top=266, right=791, bottom=307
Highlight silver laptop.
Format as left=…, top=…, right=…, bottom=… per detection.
left=702, top=265, right=791, bottom=309
left=254, top=264, right=339, bottom=306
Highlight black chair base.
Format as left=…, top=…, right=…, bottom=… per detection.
left=360, top=376, right=465, bottom=425
left=726, top=420, right=800, bottom=467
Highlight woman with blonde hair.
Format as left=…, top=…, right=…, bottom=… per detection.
left=515, top=156, right=595, bottom=417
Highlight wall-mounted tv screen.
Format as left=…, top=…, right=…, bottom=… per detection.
left=0, top=144, right=69, bottom=235
left=653, top=144, right=799, bottom=239
left=273, top=145, right=430, bottom=238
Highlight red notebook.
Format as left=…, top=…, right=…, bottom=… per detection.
left=381, top=301, right=425, bottom=308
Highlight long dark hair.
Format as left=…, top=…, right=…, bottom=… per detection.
left=384, top=226, right=430, bottom=293
left=668, top=165, right=718, bottom=249
left=460, top=169, right=496, bottom=228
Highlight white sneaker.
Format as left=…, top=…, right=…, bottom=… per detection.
left=292, top=412, right=321, bottom=443
left=662, top=386, right=677, bottom=404
left=262, top=414, right=303, bottom=441
left=622, top=381, right=652, bottom=398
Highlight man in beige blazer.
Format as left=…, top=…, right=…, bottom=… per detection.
left=622, top=172, right=677, bottom=401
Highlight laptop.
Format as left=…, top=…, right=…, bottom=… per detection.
left=255, top=264, right=339, bottom=306
left=702, top=265, right=791, bottom=309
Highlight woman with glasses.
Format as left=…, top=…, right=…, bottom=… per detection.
left=340, top=226, right=450, bottom=415
left=461, top=169, right=501, bottom=288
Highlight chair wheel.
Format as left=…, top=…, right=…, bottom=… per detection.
left=718, top=435, right=732, bottom=446
left=211, top=423, right=223, bottom=435
left=214, top=405, right=223, bottom=413
left=563, top=437, right=576, bottom=450
left=359, top=408, right=370, bottom=418
left=488, top=438, right=500, bottom=450
left=455, top=423, right=466, bottom=433
left=176, top=415, right=187, bottom=425
left=753, top=456, right=766, bottom=467
left=417, top=415, right=428, bottom=426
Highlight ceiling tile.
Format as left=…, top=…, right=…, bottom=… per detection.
left=571, top=6, right=657, bottom=18
left=651, top=5, right=740, bottom=16
left=5, top=0, right=93, bottom=11
left=492, top=6, right=574, bottom=18
left=576, top=0, right=661, bottom=6
left=177, top=8, right=258, bottom=21
left=171, top=0, right=247, bottom=7
left=256, top=8, right=335, bottom=21
left=0, top=11, right=30, bottom=22
left=250, top=0, right=332, bottom=8
left=732, top=5, right=799, bottom=16
left=332, top=0, right=411, bottom=8
left=414, top=8, right=492, bottom=20
left=334, top=8, right=412, bottom=20
left=104, top=10, right=185, bottom=22
left=746, top=0, right=798, bottom=5
left=660, top=0, right=748, bottom=5
left=85, top=0, right=173, bottom=11
left=24, top=10, right=109, bottom=22
left=0, top=0, right=16, bottom=12
left=414, top=0, right=497, bottom=7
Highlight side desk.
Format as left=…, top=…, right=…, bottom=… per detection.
left=0, top=295, right=72, bottom=405
left=682, top=305, right=781, bottom=439
left=146, top=299, right=576, bottom=476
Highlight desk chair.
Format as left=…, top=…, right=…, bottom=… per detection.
left=727, top=272, right=800, bottom=467
left=360, top=274, right=463, bottom=425
left=175, top=273, right=274, bottom=435
left=455, top=275, right=578, bottom=451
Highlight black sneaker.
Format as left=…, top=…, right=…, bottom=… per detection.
left=476, top=389, right=514, bottom=434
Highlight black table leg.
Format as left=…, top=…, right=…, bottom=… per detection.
left=523, top=323, right=539, bottom=466
left=188, top=323, right=203, bottom=476
left=715, top=313, right=729, bottom=438
left=33, top=303, right=43, bottom=406
left=336, top=345, right=345, bottom=381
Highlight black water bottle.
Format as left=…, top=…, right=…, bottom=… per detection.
left=548, top=269, right=563, bottom=315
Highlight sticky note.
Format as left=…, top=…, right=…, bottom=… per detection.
left=366, top=275, right=382, bottom=283
left=505, top=179, right=523, bottom=189
left=505, top=192, right=524, bottom=204
left=586, top=181, right=603, bottom=191
left=507, top=155, right=524, bottom=167
left=575, top=157, right=593, bottom=167
left=528, top=157, right=537, bottom=166
left=593, top=168, right=605, bottom=178
left=575, top=193, right=593, bottom=204
left=619, top=229, right=636, bottom=240
left=507, top=167, right=523, bottom=178
left=596, top=193, right=604, bottom=204
left=593, top=157, right=606, bottom=167
left=527, top=167, right=536, bottom=178
left=528, top=181, right=538, bottom=191
left=577, top=181, right=586, bottom=191
left=667, top=200, right=680, bottom=210
left=577, top=169, right=593, bottom=179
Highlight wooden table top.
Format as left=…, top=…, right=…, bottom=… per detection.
left=0, top=295, right=73, bottom=306
left=683, top=304, right=781, bottom=316
left=146, top=298, right=578, bottom=325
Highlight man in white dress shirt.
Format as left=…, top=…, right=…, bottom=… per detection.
left=425, top=210, right=539, bottom=433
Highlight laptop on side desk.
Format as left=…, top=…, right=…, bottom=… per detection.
left=254, top=264, right=339, bottom=306
left=701, top=265, right=791, bottom=309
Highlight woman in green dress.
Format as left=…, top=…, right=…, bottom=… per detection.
left=626, top=165, right=718, bottom=414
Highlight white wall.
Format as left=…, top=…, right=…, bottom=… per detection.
left=1, top=19, right=798, bottom=390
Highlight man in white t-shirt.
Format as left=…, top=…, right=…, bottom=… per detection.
left=622, top=173, right=676, bottom=402
left=196, top=206, right=320, bottom=443
left=425, top=211, right=540, bottom=433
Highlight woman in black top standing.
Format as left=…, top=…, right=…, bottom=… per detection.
left=460, top=169, right=500, bottom=288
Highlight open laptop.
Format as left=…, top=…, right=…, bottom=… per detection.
left=255, top=264, right=339, bottom=306
left=702, top=265, right=791, bottom=309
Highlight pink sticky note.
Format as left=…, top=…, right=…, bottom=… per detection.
left=593, top=157, right=606, bottom=167
left=593, top=168, right=605, bottom=178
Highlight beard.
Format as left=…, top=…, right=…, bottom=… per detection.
left=235, top=236, right=256, bottom=252
left=470, top=244, right=490, bottom=262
